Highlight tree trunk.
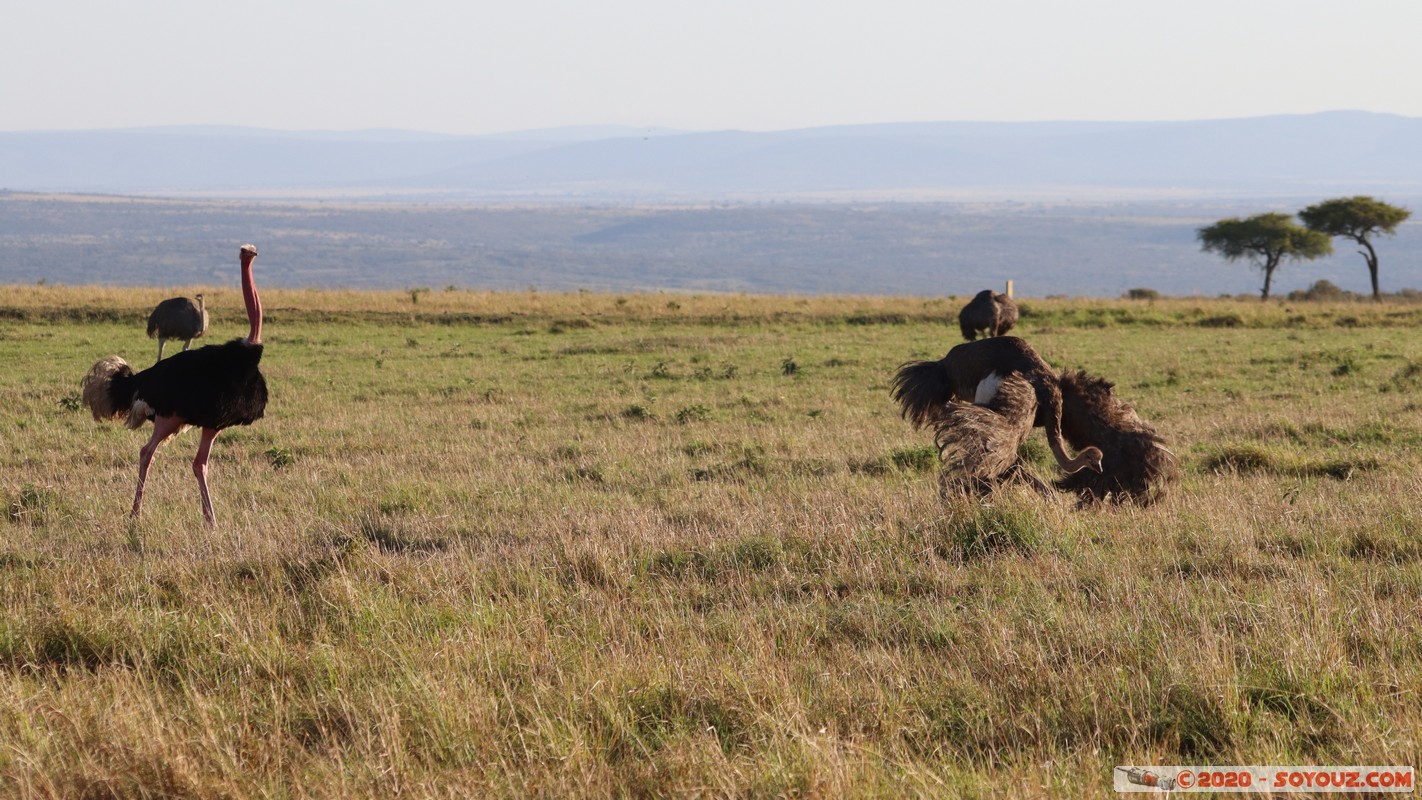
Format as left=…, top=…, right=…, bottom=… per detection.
left=1362, top=238, right=1381, bottom=300
left=1261, top=264, right=1275, bottom=300
left=1359, top=240, right=1382, bottom=302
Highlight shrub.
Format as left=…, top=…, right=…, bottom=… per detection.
left=622, top=404, right=654, bottom=420
left=1196, top=314, right=1243, bottom=328
left=674, top=405, right=712, bottom=424
left=1287, top=280, right=1354, bottom=302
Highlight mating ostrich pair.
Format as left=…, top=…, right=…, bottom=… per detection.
left=83, top=245, right=267, bottom=525
left=892, top=336, right=1178, bottom=506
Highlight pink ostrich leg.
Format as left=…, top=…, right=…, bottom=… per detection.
left=131, top=415, right=186, bottom=518
left=192, top=426, right=222, bottom=525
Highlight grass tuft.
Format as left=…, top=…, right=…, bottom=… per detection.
left=1200, top=444, right=1380, bottom=479
left=8, top=483, right=61, bottom=525
left=942, top=502, right=1049, bottom=561
left=1148, top=685, right=1234, bottom=760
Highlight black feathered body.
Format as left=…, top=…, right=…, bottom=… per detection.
left=104, top=339, right=266, bottom=430
left=892, top=337, right=1062, bottom=432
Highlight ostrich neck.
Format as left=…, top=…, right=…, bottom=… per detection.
left=241, top=257, right=262, bottom=344
left=1043, top=401, right=1099, bottom=474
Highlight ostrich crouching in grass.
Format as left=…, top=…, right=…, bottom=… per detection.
left=1053, top=369, right=1179, bottom=506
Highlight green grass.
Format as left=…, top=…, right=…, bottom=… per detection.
left=1, top=288, right=1421, bottom=797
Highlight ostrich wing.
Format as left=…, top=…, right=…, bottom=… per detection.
left=932, top=371, right=1037, bottom=488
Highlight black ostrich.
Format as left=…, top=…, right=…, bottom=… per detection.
left=147, top=293, right=208, bottom=363
left=82, top=245, right=267, bottom=525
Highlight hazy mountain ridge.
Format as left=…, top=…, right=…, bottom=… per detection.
left=2, top=112, right=1418, bottom=198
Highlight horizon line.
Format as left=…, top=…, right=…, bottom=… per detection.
left=1, top=108, right=1412, bottom=139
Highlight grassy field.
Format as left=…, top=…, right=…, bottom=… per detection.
left=2, top=287, right=1421, bottom=798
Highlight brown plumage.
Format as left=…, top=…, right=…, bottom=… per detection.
left=147, top=294, right=208, bottom=363
left=1053, top=369, right=1179, bottom=506
left=929, top=370, right=1052, bottom=496
left=959, top=289, right=1018, bottom=341
left=891, top=337, right=1104, bottom=489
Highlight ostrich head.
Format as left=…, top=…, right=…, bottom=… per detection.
left=1078, top=446, right=1104, bottom=473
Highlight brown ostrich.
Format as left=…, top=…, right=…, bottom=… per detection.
left=958, top=289, right=1018, bottom=341
left=147, top=293, right=208, bottom=363
left=82, top=245, right=267, bottom=525
left=923, top=369, right=1056, bottom=496
left=891, top=337, right=1103, bottom=494
left=1053, top=369, right=1179, bottom=506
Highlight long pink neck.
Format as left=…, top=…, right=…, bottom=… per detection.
left=241, top=252, right=262, bottom=344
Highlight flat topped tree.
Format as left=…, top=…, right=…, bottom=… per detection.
left=1300, top=196, right=1411, bottom=300
left=1197, top=213, right=1333, bottom=300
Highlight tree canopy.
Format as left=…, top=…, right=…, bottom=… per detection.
left=1299, top=196, right=1411, bottom=300
left=1197, top=213, right=1333, bottom=300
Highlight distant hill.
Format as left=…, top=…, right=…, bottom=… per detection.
left=2, top=112, right=1419, bottom=199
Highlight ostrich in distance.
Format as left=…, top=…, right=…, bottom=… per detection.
left=891, top=337, right=1177, bottom=505
left=82, top=245, right=267, bottom=525
left=959, top=288, right=1018, bottom=341
left=147, top=293, right=208, bottom=363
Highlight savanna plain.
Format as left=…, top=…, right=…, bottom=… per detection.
left=2, top=287, right=1421, bottom=798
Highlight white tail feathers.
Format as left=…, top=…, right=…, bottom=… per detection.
left=81, top=355, right=141, bottom=426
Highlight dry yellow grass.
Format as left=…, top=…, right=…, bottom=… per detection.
left=2, top=288, right=1420, bottom=797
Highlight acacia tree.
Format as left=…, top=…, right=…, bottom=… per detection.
left=1299, top=196, right=1411, bottom=300
left=1197, top=213, right=1333, bottom=300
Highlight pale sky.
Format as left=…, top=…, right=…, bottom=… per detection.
left=5, top=0, right=1421, bottom=135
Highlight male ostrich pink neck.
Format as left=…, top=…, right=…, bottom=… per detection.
left=240, top=244, right=262, bottom=345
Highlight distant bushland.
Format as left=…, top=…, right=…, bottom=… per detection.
left=4, top=192, right=1421, bottom=298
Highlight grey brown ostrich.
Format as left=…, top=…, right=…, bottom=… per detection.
left=924, top=370, right=1056, bottom=496
left=83, top=246, right=266, bottom=525
left=147, top=293, right=208, bottom=363
left=958, top=289, right=1018, bottom=341
left=1053, top=370, right=1179, bottom=506
left=891, top=337, right=1103, bottom=494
